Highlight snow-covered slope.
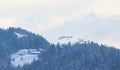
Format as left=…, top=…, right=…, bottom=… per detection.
left=11, top=49, right=41, bottom=67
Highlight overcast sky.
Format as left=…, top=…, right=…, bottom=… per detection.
left=0, top=0, right=120, bottom=48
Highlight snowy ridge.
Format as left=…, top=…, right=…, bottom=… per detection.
left=11, top=49, right=41, bottom=67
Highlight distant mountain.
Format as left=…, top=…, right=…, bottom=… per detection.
left=0, top=27, right=120, bottom=70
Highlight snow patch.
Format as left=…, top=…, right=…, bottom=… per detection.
left=15, top=32, right=27, bottom=38
left=11, top=49, right=41, bottom=67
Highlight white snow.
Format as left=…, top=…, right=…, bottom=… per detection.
left=11, top=49, right=41, bottom=67
left=15, top=32, right=27, bottom=38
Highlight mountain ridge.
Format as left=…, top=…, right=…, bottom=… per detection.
left=0, top=27, right=120, bottom=70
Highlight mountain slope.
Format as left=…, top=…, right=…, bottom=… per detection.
left=0, top=27, right=120, bottom=70
left=0, top=27, right=50, bottom=70
left=18, top=42, right=120, bottom=70
left=0, top=27, right=49, bottom=50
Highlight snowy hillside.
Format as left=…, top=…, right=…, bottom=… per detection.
left=11, top=49, right=41, bottom=67
left=0, top=27, right=120, bottom=70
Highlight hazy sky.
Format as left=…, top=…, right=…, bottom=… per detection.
left=0, top=0, right=120, bottom=48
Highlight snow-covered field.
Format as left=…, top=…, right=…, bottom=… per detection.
left=11, top=49, right=41, bottom=67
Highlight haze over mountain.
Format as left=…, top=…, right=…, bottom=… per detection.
left=0, top=0, right=120, bottom=48
left=0, top=0, right=120, bottom=69
left=41, top=13, right=120, bottom=48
